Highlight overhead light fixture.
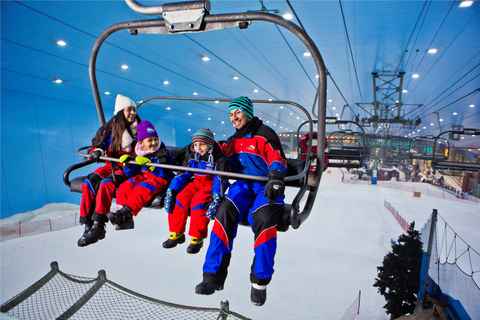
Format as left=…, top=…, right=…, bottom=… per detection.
left=303, top=52, right=311, bottom=57
left=453, top=112, right=458, bottom=115
left=53, top=79, right=63, bottom=83
left=166, top=107, right=171, bottom=110
left=423, top=127, right=427, bottom=129
left=163, top=80, right=169, bottom=85
left=187, top=112, right=192, bottom=115
left=202, top=56, right=210, bottom=61
left=221, top=121, right=225, bottom=124
left=207, top=118, right=211, bottom=120
left=193, top=92, right=198, bottom=95
left=427, top=48, right=438, bottom=54
left=430, top=123, right=434, bottom=126
left=104, top=91, right=110, bottom=95
left=315, top=75, right=319, bottom=78
left=283, top=13, right=293, bottom=20
left=57, top=40, right=66, bottom=46
left=121, top=64, right=128, bottom=69
left=469, top=104, right=475, bottom=108
left=232, top=76, right=239, bottom=80
left=459, top=1, right=473, bottom=7
left=254, top=89, right=259, bottom=93
left=402, top=89, right=408, bottom=93
left=215, top=100, right=219, bottom=104
left=412, top=74, right=419, bottom=78
left=188, top=128, right=191, bottom=131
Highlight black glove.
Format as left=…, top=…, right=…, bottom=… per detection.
left=263, top=171, right=286, bottom=205
left=90, top=149, right=103, bottom=163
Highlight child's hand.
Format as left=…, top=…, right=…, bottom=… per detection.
left=119, top=155, right=134, bottom=168
left=136, top=156, right=155, bottom=172
left=89, top=149, right=104, bottom=163
left=206, top=193, right=221, bottom=220
left=164, top=189, right=177, bottom=214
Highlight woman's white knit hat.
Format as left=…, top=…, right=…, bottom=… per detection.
left=114, top=94, right=136, bottom=115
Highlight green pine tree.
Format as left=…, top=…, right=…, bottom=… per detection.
left=373, top=222, right=424, bottom=319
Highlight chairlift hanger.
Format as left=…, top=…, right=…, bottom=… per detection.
left=432, top=129, right=480, bottom=172
left=408, top=135, right=449, bottom=161
left=65, top=0, right=328, bottom=230
left=297, top=118, right=367, bottom=169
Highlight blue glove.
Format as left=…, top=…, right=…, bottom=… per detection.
left=206, top=193, right=221, bottom=220
left=164, top=189, right=177, bottom=214
left=263, top=171, right=286, bottom=205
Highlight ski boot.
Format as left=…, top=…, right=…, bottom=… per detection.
left=162, top=232, right=185, bottom=248
left=195, top=280, right=224, bottom=295
left=251, top=283, right=267, bottom=306
left=107, top=205, right=134, bottom=230
left=77, top=220, right=93, bottom=247
left=78, top=220, right=106, bottom=247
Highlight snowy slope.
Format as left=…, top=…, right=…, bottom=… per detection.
left=1, top=168, right=479, bottom=319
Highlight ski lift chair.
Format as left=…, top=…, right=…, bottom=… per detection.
left=64, top=0, right=329, bottom=231
left=432, top=129, right=480, bottom=172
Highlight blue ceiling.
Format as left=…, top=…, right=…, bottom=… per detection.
left=2, top=0, right=480, bottom=148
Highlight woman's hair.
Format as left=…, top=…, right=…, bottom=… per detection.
left=92, top=110, right=141, bottom=157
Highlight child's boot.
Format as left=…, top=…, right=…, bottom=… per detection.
left=162, top=232, right=185, bottom=248
left=187, top=237, right=204, bottom=254
left=107, top=205, right=134, bottom=230
left=80, top=220, right=106, bottom=247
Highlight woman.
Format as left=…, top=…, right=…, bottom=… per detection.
left=77, top=94, right=141, bottom=247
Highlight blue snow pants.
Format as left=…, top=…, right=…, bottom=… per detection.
left=202, top=180, right=284, bottom=286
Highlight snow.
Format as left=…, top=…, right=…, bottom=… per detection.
left=1, top=168, right=479, bottom=319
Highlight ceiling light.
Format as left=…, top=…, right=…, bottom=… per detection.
left=187, top=112, right=192, bottom=115
left=202, top=56, right=210, bottom=61
left=57, top=40, right=66, bottom=46
left=402, top=90, right=408, bottom=93
left=221, top=121, right=225, bottom=124
left=208, top=118, right=211, bottom=120
left=332, top=107, right=336, bottom=110
left=269, top=99, right=273, bottom=101
left=215, top=100, right=219, bottom=104
left=283, top=13, right=293, bottom=20
left=423, top=127, right=427, bottom=129
left=53, top=79, right=62, bottom=83
left=166, top=107, right=171, bottom=110
left=459, top=1, right=473, bottom=7
left=412, top=74, right=419, bottom=78
left=328, top=99, right=333, bottom=102
left=280, top=106, right=283, bottom=108
left=453, top=112, right=458, bottom=115
left=104, top=91, right=110, bottom=95
left=427, top=48, right=438, bottom=54
left=469, top=104, right=475, bottom=108
left=254, top=89, right=259, bottom=93
left=233, top=76, right=239, bottom=80
left=430, top=123, right=434, bottom=126
left=303, top=52, right=311, bottom=57
left=193, top=92, right=198, bottom=95
left=315, top=75, right=319, bottom=78
left=188, top=129, right=191, bottom=131
left=121, top=64, right=128, bottom=69
left=163, top=80, right=169, bottom=85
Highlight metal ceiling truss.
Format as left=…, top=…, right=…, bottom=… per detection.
left=357, top=72, right=422, bottom=133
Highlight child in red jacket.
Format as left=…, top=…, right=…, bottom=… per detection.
left=107, top=120, right=174, bottom=230
left=162, top=128, right=228, bottom=254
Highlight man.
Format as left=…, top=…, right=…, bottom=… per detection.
left=196, top=96, right=288, bottom=306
